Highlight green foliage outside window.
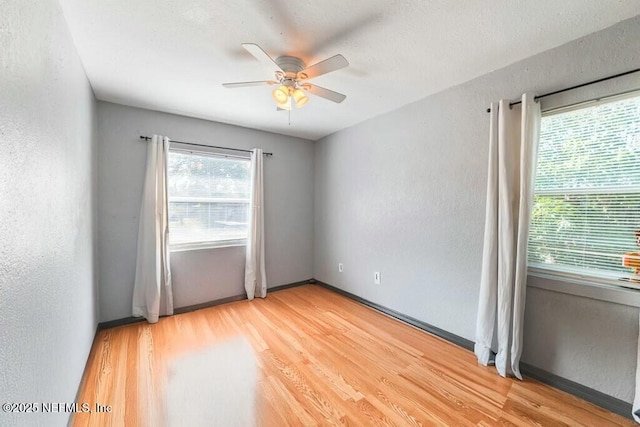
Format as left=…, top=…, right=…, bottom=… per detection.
left=528, top=95, right=640, bottom=277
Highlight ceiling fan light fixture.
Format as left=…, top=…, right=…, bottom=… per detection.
left=272, top=85, right=289, bottom=104
left=224, top=43, right=348, bottom=110
left=276, top=99, right=292, bottom=110
left=292, top=89, right=309, bottom=108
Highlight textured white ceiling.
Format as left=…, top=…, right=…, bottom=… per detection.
left=58, top=0, right=640, bottom=140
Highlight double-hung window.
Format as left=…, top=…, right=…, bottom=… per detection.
left=528, top=92, right=640, bottom=287
left=167, top=149, right=251, bottom=250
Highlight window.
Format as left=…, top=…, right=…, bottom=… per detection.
left=167, top=150, right=251, bottom=250
left=528, top=93, right=640, bottom=286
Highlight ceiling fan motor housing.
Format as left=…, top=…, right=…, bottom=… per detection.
left=275, top=56, right=306, bottom=79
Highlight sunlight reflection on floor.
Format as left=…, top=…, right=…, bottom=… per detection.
left=165, top=337, right=257, bottom=427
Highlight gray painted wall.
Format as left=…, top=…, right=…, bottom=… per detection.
left=314, top=16, right=640, bottom=403
left=97, top=102, right=314, bottom=322
left=0, top=1, right=99, bottom=426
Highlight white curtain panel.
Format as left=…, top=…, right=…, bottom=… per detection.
left=132, top=134, right=173, bottom=323
left=474, top=94, right=540, bottom=379
left=244, top=148, right=267, bottom=300
left=634, top=313, right=640, bottom=422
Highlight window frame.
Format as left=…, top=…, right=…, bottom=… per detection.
left=527, top=89, right=640, bottom=306
left=167, top=146, right=251, bottom=252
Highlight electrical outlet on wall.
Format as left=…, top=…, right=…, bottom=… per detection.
left=338, top=263, right=344, bottom=273
left=374, top=272, right=381, bottom=285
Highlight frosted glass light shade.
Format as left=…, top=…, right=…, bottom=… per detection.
left=272, top=86, right=289, bottom=104
left=276, top=99, right=291, bottom=110
left=292, top=89, right=309, bottom=108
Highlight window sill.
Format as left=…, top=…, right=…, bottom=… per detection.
left=527, top=268, right=640, bottom=308
left=170, top=239, right=247, bottom=253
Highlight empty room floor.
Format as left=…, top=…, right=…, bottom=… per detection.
left=73, top=285, right=633, bottom=426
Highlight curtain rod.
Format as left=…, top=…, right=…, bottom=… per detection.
left=139, top=136, right=273, bottom=156
left=485, top=67, right=640, bottom=113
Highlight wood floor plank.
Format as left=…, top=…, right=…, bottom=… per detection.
left=72, top=284, right=634, bottom=426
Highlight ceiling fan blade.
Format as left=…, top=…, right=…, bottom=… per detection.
left=242, top=43, right=284, bottom=72
left=304, top=84, right=346, bottom=103
left=298, top=54, right=349, bottom=80
left=222, top=81, right=277, bottom=88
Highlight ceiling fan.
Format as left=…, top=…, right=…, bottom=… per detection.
left=223, top=43, right=348, bottom=110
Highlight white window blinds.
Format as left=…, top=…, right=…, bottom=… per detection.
left=528, top=93, right=640, bottom=284
left=167, top=150, right=251, bottom=248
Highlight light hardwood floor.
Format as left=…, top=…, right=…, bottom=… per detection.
left=73, top=285, right=634, bottom=426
